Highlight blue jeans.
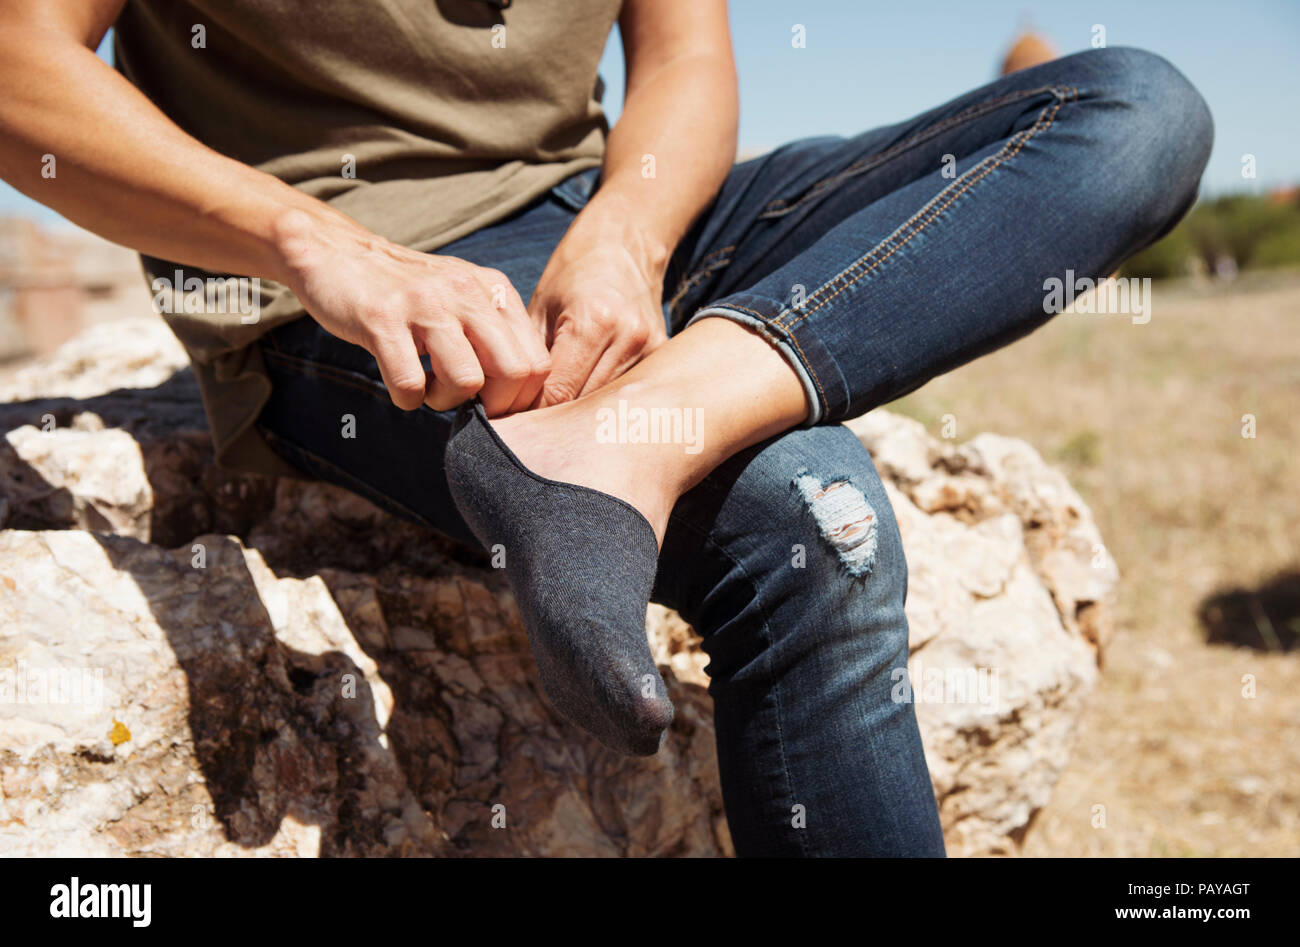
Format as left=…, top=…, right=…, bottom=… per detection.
left=255, top=47, right=1211, bottom=857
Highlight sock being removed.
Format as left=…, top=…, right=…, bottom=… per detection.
left=443, top=400, right=674, bottom=755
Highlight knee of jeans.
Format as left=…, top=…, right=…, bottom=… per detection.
left=738, top=427, right=908, bottom=618
left=779, top=458, right=911, bottom=670
left=660, top=426, right=912, bottom=678
left=1077, top=47, right=1214, bottom=239
left=787, top=468, right=896, bottom=582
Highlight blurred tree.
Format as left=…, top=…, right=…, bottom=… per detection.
left=1120, top=193, right=1300, bottom=280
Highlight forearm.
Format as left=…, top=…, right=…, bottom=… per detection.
left=570, top=52, right=739, bottom=277
left=0, top=25, right=362, bottom=284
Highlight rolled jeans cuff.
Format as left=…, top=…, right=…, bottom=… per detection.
left=684, top=295, right=843, bottom=426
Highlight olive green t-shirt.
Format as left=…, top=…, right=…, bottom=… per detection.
left=113, top=0, right=622, bottom=476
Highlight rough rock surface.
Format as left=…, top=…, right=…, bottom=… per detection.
left=0, top=320, right=1117, bottom=856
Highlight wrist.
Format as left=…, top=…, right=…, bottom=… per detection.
left=569, top=190, right=673, bottom=281
left=268, top=203, right=373, bottom=289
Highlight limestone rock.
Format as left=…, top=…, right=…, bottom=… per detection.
left=1, top=320, right=1116, bottom=856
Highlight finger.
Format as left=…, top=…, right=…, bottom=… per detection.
left=478, top=267, right=538, bottom=346
left=642, top=314, right=669, bottom=356
left=419, top=324, right=485, bottom=411
left=461, top=311, right=533, bottom=416
left=577, top=314, right=663, bottom=398
left=521, top=297, right=556, bottom=413
left=484, top=274, right=530, bottom=326
left=578, top=343, right=641, bottom=399
left=488, top=281, right=552, bottom=413
left=505, top=357, right=550, bottom=416
left=526, top=288, right=554, bottom=342
left=540, top=321, right=609, bottom=407
left=504, top=312, right=552, bottom=414
left=370, top=329, right=429, bottom=411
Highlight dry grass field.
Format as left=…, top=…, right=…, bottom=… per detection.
left=888, top=271, right=1300, bottom=857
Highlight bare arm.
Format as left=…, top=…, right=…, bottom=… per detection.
left=531, top=0, right=739, bottom=404
left=598, top=0, right=739, bottom=276
left=0, top=0, right=327, bottom=281
left=0, top=0, right=549, bottom=415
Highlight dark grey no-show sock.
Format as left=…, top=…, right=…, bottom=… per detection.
left=443, top=400, right=673, bottom=755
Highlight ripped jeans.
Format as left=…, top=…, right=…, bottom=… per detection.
left=256, top=47, right=1212, bottom=856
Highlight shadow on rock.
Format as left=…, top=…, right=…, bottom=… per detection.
left=92, top=531, right=444, bottom=855
left=1, top=375, right=727, bottom=856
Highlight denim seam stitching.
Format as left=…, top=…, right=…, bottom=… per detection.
left=663, top=509, right=811, bottom=857
left=666, top=245, right=737, bottom=322
left=782, top=86, right=1071, bottom=326
left=766, top=86, right=1045, bottom=211
left=781, top=87, right=1069, bottom=328
left=778, top=86, right=1071, bottom=333
left=667, top=256, right=734, bottom=323
left=760, top=84, right=1064, bottom=219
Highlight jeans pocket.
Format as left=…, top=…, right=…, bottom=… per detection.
left=549, top=166, right=601, bottom=213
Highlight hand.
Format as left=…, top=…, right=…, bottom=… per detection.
left=529, top=221, right=669, bottom=407
left=273, top=210, right=551, bottom=416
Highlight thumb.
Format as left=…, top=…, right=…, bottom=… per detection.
left=540, top=324, right=607, bottom=407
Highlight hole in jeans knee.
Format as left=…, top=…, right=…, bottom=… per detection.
left=793, top=470, right=878, bottom=577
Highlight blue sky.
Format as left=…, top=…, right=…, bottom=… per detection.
left=4, top=0, right=1295, bottom=227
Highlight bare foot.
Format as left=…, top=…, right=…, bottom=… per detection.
left=488, top=381, right=701, bottom=548
left=486, top=316, right=809, bottom=548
